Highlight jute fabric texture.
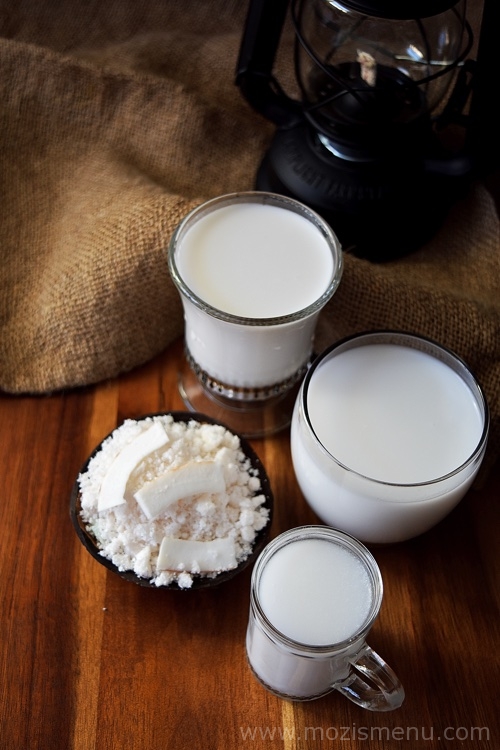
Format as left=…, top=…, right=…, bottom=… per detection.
left=1, top=0, right=499, bottom=467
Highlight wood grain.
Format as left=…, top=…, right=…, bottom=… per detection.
left=0, top=337, right=498, bottom=749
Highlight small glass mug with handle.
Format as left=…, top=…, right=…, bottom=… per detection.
left=246, top=526, right=404, bottom=710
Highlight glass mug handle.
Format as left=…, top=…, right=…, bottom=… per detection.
left=335, top=644, right=405, bottom=711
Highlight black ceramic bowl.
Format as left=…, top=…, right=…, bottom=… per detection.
left=70, top=411, right=273, bottom=590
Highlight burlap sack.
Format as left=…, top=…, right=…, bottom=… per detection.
left=1, top=0, right=499, bottom=467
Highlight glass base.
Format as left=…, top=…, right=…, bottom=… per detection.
left=178, top=357, right=301, bottom=439
left=246, top=658, right=331, bottom=702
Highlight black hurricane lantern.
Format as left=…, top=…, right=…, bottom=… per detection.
left=236, top=0, right=493, bottom=260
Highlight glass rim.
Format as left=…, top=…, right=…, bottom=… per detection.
left=167, top=191, right=343, bottom=327
left=301, top=330, right=490, bottom=491
left=250, top=525, right=383, bottom=654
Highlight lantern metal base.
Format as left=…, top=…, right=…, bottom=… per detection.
left=256, top=123, right=470, bottom=262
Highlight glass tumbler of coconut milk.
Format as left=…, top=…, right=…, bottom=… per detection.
left=291, top=331, right=489, bottom=544
left=168, top=192, right=343, bottom=437
left=246, top=526, right=404, bottom=708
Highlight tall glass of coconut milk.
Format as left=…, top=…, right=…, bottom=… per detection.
left=246, top=526, right=404, bottom=708
left=291, top=331, right=489, bottom=544
left=168, top=192, right=343, bottom=437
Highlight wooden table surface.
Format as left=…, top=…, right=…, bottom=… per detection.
left=1, top=336, right=498, bottom=750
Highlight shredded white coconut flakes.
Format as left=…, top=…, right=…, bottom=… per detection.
left=78, top=415, right=270, bottom=588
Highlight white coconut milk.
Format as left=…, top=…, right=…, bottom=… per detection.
left=171, top=198, right=341, bottom=389
left=246, top=534, right=375, bottom=699
left=176, top=203, right=334, bottom=318
left=291, top=341, right=487, bottom=543
left=258, top=538, right=372, bottom=645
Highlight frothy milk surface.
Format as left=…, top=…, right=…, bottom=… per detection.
left=176, top=203, right=334, bottom=318
left=258, top=539, right=372, bottom=646
left=307, top=344, right=484, bottom=484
